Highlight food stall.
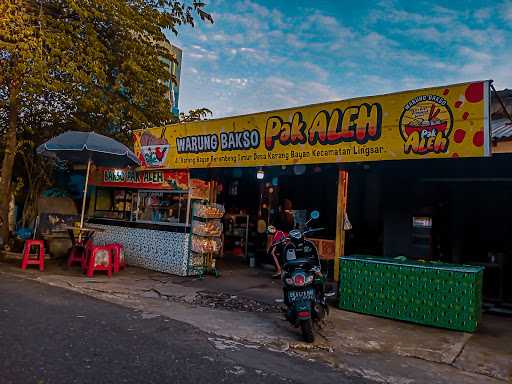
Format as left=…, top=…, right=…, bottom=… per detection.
left=87, top=166, right=224, bottom=276
left=129, top=81, right=494, bottom=330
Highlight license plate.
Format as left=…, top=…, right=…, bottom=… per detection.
left=288, top=288, right=315, bottom=302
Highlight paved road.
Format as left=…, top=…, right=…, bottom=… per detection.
left=0, top=275, right=367, bottom=384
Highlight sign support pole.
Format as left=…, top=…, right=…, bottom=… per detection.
left=334, top=169, right=348, bottom=282
left=185, top=171, right=192, bottom=226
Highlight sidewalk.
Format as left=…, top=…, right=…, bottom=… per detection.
left=1, top=258, right=510, bottom=384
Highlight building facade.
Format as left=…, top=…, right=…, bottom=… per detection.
left=159, top=40, right=182, bottom=117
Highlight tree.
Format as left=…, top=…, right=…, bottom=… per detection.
left=180, top=107, right=213, bottom=122
left=0, top=0, right=213, bottom=242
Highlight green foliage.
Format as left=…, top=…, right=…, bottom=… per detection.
left=0, top=0, right=213, bottom=238
left=180, top=107, right=213, bottom=122
left=0, top=0, right=213, bottom=140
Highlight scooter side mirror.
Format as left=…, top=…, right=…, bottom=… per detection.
left=310, top=210, right=320, bottom=220
left=267, top=225, right=276, bottom=234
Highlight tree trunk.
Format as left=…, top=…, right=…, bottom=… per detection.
left=0, top=79, right=19, bottom=245
left=20, top=153, right=34, bottom=228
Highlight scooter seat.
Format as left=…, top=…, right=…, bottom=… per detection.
left=283, top=258, right=317, bottom=272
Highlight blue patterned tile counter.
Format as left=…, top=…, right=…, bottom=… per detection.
left=91, top=224, right=192, bottom=276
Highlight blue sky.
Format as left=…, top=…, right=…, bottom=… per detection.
left=166, top=0, right=512, bottom=118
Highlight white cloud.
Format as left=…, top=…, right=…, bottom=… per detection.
left=239, top=47, right=257, bottom=53
left=270, top=9, right=289, bottom=29
left=187, top=52, right=218, bottom=61
left=360, top=32, right=397, bottom=48
left=431, top=61, right=457, bottom=71
left=458, top=47, right=492, bottom=63
left=302, top=10, right=354, bottom=42
left=172, top=0, right=512, bottom=118
left=212, top=33, right=228, bottom=42
left=489, top=55, right=512, bottom=89
left=304, top=12, right=339, bottom=31
left=235, top=0, right=270, bottom=18
left=196, top=33, right=208, bottom=42
left=399, top=27, right=444, bottom=43
left=359, top=75, right=396, bottom=92
left=459, top=63, right=487, bottom=77
left=208, top=32, right=245, bottom=44
left=218, top=12, right=266, bottom=32
left=372, top=2, right=506, bottom=48
left=502, top=2, right=512, bottom=22
left=304, top=82, right=340, bottom=101
left=302, top=62, right=329, bottom=81
left=286, top=34, right=307, bottom=49
left=370, top=2, right=456, bottom=25
left=259, top=76, right=340, bottom=109
left=210, top=77, right=249, bottom=87
left=474, top=7, right=492, bottom=23
left=188, top=53, right=204, bottom=59
left=264, top=76, right=294, bottom=90
left=397, top=22, right=504, bottom=48
left=455, top=25, right=505, bottom=46
left=187, top=45, right=219, bottom=62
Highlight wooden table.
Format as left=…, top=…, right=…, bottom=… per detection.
left=63, top=225, right=104, bottom=246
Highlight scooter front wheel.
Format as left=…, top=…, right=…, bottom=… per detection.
left=300, top=319, right=314, bottom=343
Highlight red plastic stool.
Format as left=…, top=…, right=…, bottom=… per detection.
left=84, top=241, right=113, bottom=278
left=21, top=240, right=45, bottom=272
left=108, top=243, right=126, bottom=273
left=67, top=244, right=85, bottom=269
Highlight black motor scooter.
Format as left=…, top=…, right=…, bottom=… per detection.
left=270, top=211, right=334, bottom=342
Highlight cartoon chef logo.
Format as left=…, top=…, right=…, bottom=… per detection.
left=136, top=131, right=170, bottom=167
left=399, top=95, right=453, bottom=155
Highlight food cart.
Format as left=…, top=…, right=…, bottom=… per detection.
left=87, top=166, right=224, bottom=276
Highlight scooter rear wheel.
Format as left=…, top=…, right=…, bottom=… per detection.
left=300, top=319, right=314, bottom=343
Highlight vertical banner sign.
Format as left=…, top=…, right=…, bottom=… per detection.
left=133, top=81, right=491, bottom=169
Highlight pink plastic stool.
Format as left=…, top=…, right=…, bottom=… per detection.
left=21, top=240, right=45, bottom=272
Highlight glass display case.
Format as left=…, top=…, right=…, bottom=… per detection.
left=93, top=188, right=133, bottom=220
left=135, top=190, right=189, bottom=225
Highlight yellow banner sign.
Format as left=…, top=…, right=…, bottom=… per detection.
left=133, top=81, right=490, bottom=169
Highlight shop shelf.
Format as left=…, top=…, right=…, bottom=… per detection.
left=192, top=220, right=223, bottom=237
left=191, top=234, right=222, bottom=254
left=192, top=203, right=225, bottom=219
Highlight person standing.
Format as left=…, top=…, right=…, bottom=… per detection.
left=270, top=199, right=295, bottom=278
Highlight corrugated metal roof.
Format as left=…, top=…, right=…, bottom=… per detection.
left=492, top=118, right=512, bottom=141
